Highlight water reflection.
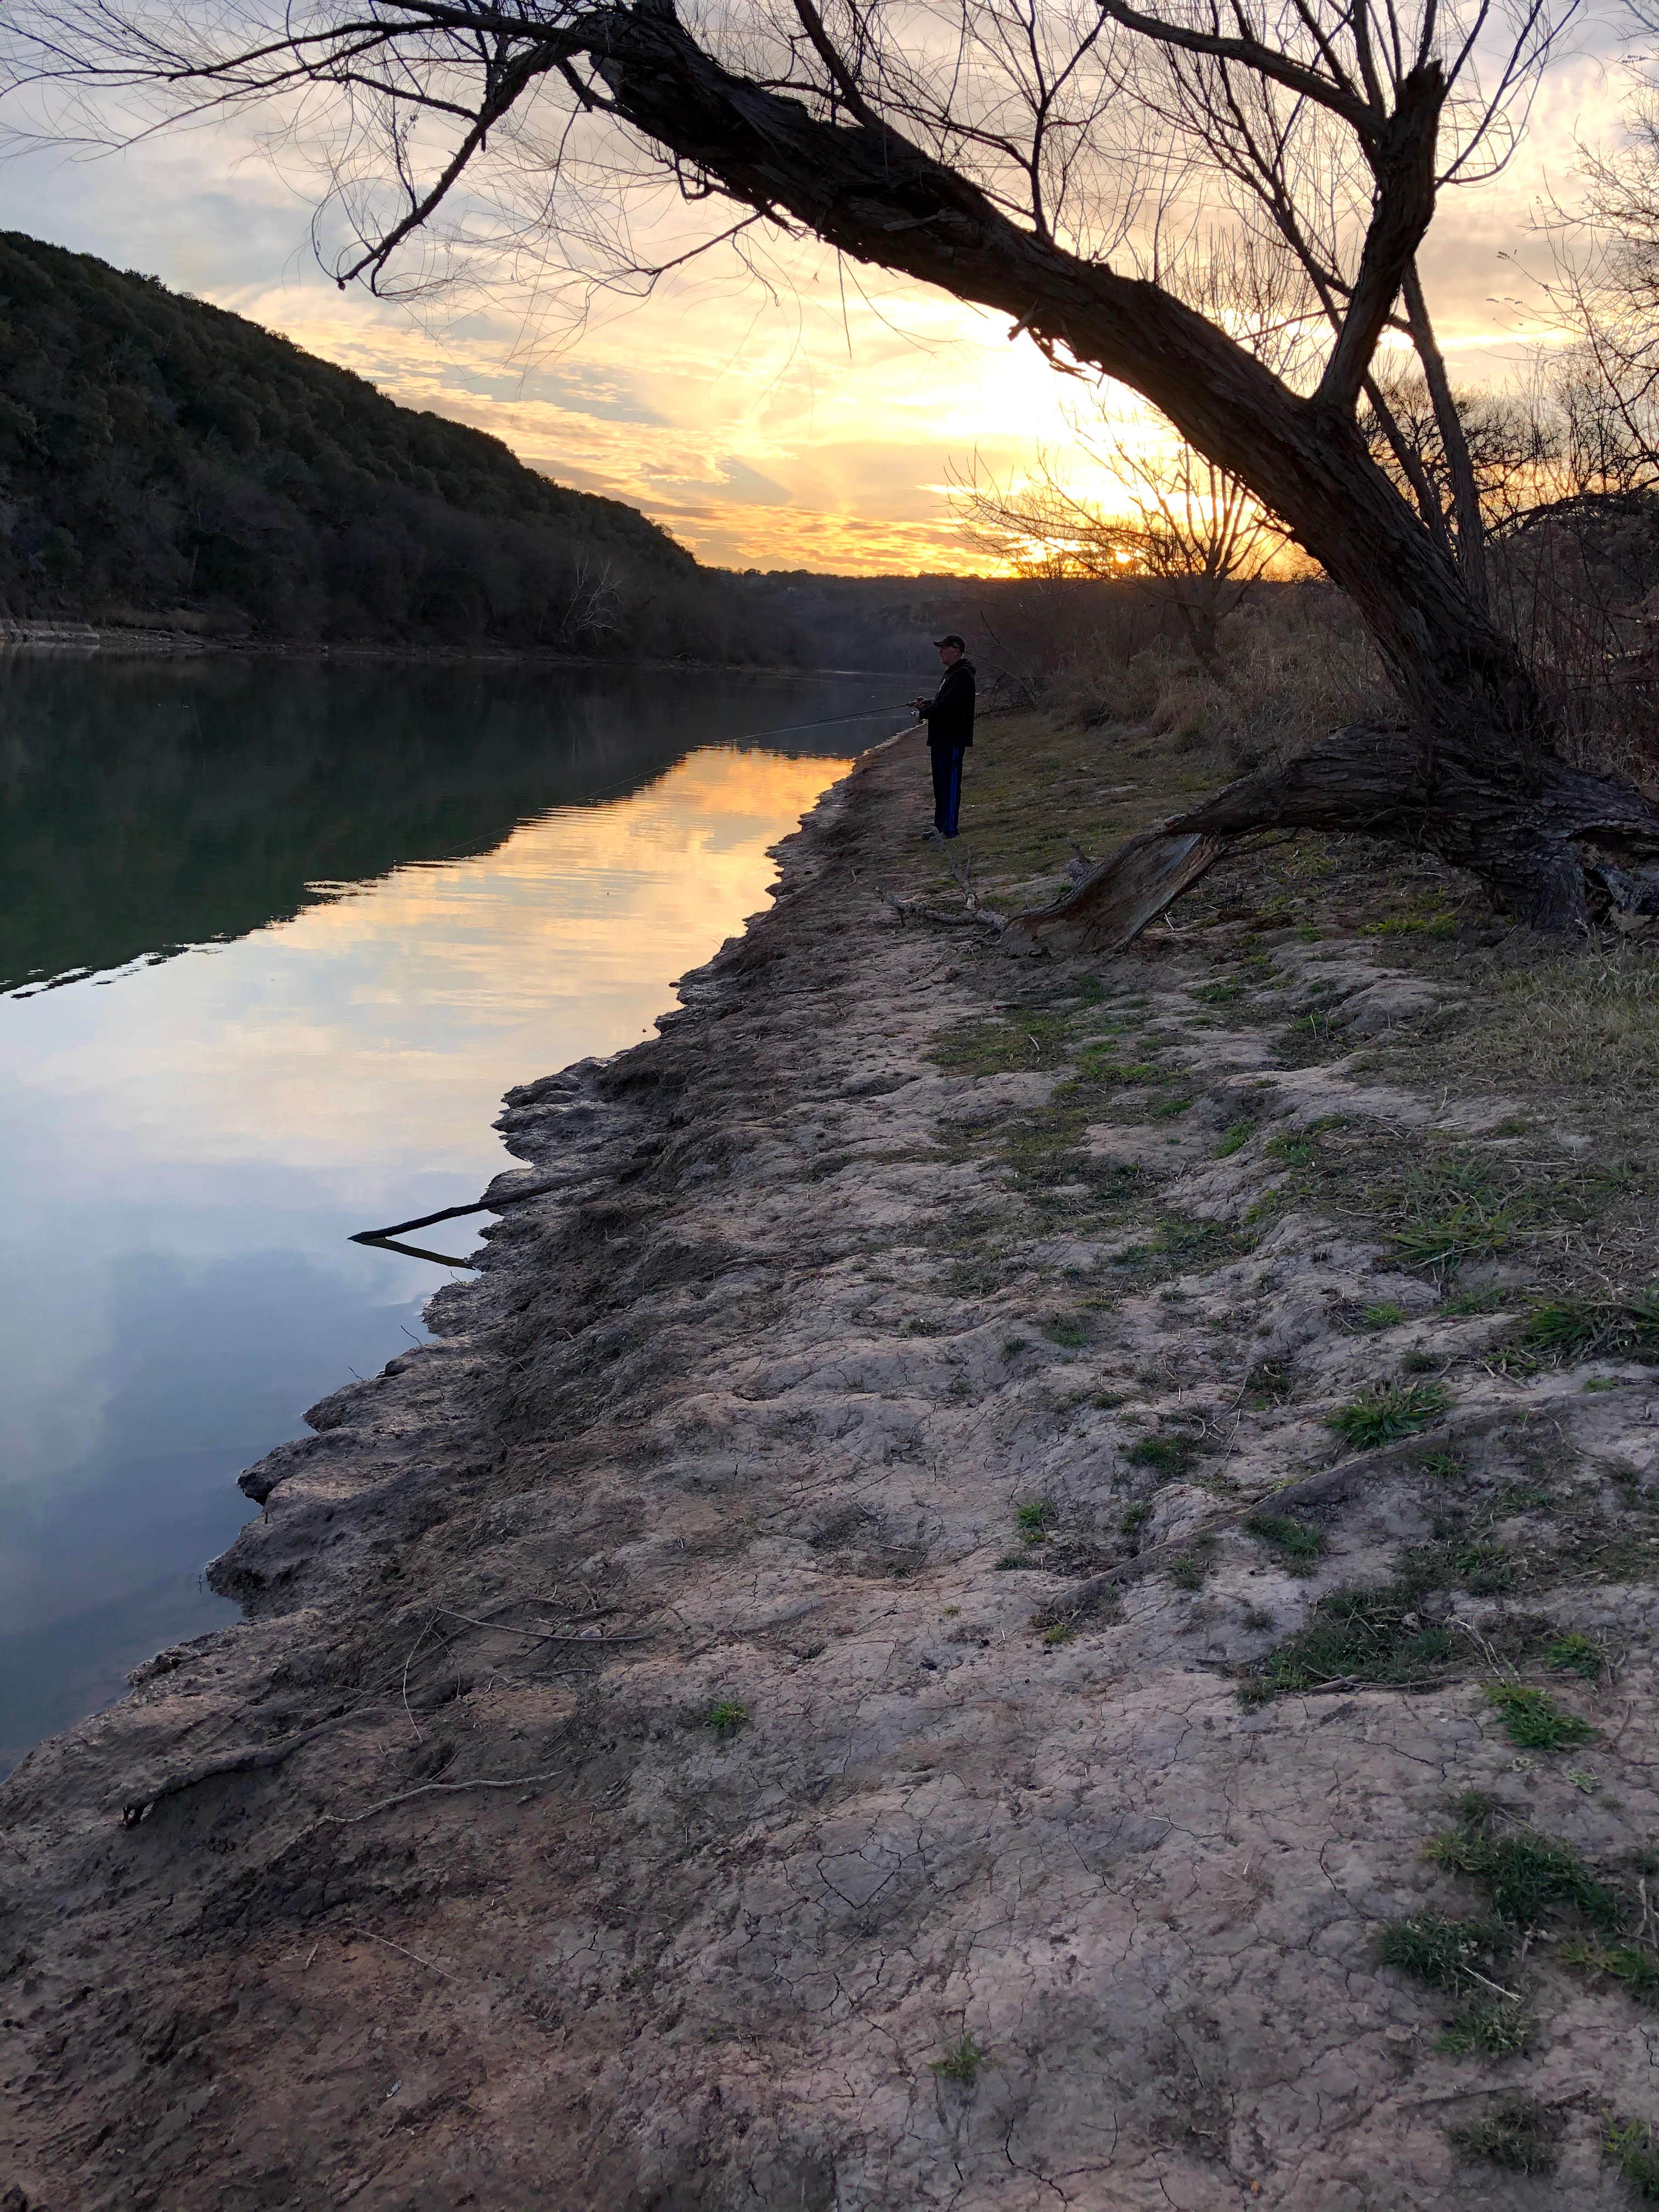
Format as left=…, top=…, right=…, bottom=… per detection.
left=0, top=653, right=890, bottom=997
left=0, top=652, right=878, bottom=1771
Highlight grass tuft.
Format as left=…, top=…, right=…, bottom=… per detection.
left=1329, top=1381, right=1452, bottom=1449
left=1375, top=1912, right=1510, bottom=1991
left=1239, top=1584, right=1454, bottom=1702
left=704, top=1700, right=750, bottom=1739
left=1015, top=1498, right=1056, bottom=1545
left=1437, top=1999, right=1534, bottom=2058
left=1605, top=2114, right=1659, bottom=2201
left=1517, top=1290, right=1659, bottom=1368
left=1562, top=1940, right=1659, bottom=2007
left=1357, top=1301, right=1406, bottom=1331
left=1483, top=1681, right=1596, bottom=1752
left=1448, top=2098, right=1557, bottom=2172
left=929, top=2034, right=985, bottom=2085
left=1547, top=1630, right=1604, bottom=1679
left=1245, top=1511, right=1325, bottom=1576
left=1127, top=1432, right=1202, bottom=1478
left=1426, top=1817, right=1623, bottom=1929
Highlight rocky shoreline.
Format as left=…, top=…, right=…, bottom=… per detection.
left=5, top=724, right=1659, bottom=2209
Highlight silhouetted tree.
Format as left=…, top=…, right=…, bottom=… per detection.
left=9, top=0, right=1658, bottom=936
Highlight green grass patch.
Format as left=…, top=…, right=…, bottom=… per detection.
left=1041, top=1313, right=1090, bottom=1348
left=705, top=1700, right=750, bottom=1739
left=1069, top=1048, right=1159, bottom=1085
left=1438, top=2000, right=1534, bottom=2059
left=1547, top=1630, right=1604, bottom=1678
left=1015, top=1498, right=1056, bottom=1545
left=1448, top=2098, right=1557, bottom=2172
left=1441, top=1283, right=1510, bottom=1316
left=1375, top=1912, right=1511, bottom=1992
left=1397, top=1531, right=1517, bottom=1596
left=929, top=2034, right=985, bottom=2085
left=1329, top=1381, right=1452, bottom=1450
left=1483, top=1681, right=1596, bottom=1752
left=1605, top=2115, right=1659, bottom=2201
left=1243, top=1357, right=1295, bottom=1408
left=1357, top=1301, right=1406, bottom=1331
left=1239, top=1584, right=1455, bottom=1702
left=1426, top=1814, right=1623, bottom=1930
left=1562, top=1940, right=1659, bottom=2007
left=1245, top=1511, right=1325, bottom=1576
left=1170, top=1547, right=1212, bottom=1591
left=1127, top=1432, right=1202, bottom=1478
left=1515, top=1289, right=1659, bottom=1368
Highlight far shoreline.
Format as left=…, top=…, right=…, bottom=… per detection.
left=0, top=615, right=909, bottom=682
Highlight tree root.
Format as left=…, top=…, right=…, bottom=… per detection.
left=119, top=1705, right=393, bottom=1827
left=1000, top=719, right=1659, bottom=952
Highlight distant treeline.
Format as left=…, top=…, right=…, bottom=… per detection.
left=736, top=569, right=1201, bottom=680
left=0, top=230, right=802, bottom=662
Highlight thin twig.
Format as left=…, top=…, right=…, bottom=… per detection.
left=434, top=1607, right=653, bottom=1646
left=321, top=1772, right=566, bottom=1825
left=342, top=1925, right=456, bottom=1980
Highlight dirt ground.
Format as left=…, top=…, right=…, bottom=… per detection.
left=5, top=719, right=1659, bottom=2210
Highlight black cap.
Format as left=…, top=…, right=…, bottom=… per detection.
left=933, top=633, right=966, bottom=650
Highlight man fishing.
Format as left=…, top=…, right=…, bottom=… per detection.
left=913, top=634, right=975, bottom=840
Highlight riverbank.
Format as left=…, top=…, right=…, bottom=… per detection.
left=5, top=718, right=1659, bottom=2208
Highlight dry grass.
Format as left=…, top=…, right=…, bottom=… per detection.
left=1047, top=588, right=1390, bottom=774
left=1470, top=952, right=1659, bottom=1097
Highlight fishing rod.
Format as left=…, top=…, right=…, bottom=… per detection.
left=735, top=701, right=919, bottom=742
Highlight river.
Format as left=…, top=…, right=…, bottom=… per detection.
left=0, top=651, right=895, bottom=1773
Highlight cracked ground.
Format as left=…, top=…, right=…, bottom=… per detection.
left=4, top=720, right=1659, bottom=2209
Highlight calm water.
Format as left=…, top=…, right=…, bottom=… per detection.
left=0, top=652, right=888, bottom=1772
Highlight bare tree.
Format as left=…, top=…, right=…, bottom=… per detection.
left=957, top=227, right=1303, bottom=666
left=14, top=0, right=1659, bottom=943
left=955, top=436, right=1285, bottom=669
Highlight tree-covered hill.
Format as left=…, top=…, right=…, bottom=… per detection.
left=0, top=232, right=794, bottom=661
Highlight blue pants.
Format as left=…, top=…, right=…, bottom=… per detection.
left=930, top=743, right=965, bottom=837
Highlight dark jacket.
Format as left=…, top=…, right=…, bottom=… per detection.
left=921, top=658, right=975, bottom=748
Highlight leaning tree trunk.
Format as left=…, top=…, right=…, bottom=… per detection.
left=564, top=4, right=1659, bottom=934
left=398, top=0, right=1659, bottom=935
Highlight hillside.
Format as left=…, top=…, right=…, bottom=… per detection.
left=0, top=231, right=793, bottom=662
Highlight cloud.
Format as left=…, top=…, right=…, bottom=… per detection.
left=0, top=51, right=1619, bottom=574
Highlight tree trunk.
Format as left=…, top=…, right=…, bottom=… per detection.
left=559, top=3, right=1659, bottom=925
left=1001, top=723, right=1659, bottom=955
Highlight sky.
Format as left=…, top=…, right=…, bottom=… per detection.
left=0, top=25, right=1636, bottom=574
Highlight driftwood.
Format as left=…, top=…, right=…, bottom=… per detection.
left=1000, top=828, right=1227, bottom=956
left=879, top=888, right=1005, bottom=933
